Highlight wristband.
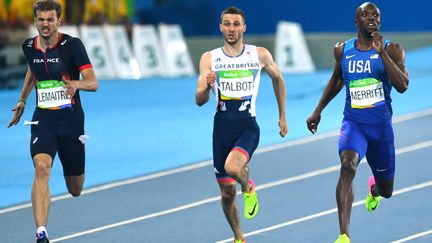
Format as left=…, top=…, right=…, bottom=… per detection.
left=18, top=99, right=26, bottom=105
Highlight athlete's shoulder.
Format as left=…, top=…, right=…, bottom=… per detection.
left=59, top=34, right=84, bottom=47
left=21, top=37, right=35, bottom=50
left=255, top=46, right=270, bottom=59
left=385, top=41, right=403, bottom=51
left=385, top=41, right=405, bottom=61
left=333, top=41, right=347, bottom=62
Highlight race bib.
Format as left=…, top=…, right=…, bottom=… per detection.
left=218, top=70, right=254, bottom=100
left=349, top=78, right=385, bottom=109
left=37, top=80, right=71, bottom=109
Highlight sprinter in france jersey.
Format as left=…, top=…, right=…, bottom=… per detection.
left=8, top=1, right=98, bottom=242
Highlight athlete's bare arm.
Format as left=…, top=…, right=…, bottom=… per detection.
left=258, top=47, right=288, bottom=137
left=8, top=67, right=35, bottom=128
left=371, top=32, right=409, bottom=93
left=195, top=51, right=215, bottom=106
left=306, top=43, right=345, bottom=134
left=64, top=67, right=98, bottom=98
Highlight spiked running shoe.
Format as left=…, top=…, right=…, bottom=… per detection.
left=334, top=234, right=350, bottom=243
left=244, top=179, right=259, bottom=220
left=36, top=238, right=49, bottom=243
left=365, top=175, right=381, bottom=212
left=36, top=230, right=49, bottom=243
left=234, top=239, right=246, bottom=243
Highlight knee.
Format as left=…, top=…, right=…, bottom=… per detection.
left=340, top=158, right=357, bottom=177
left=379, top=189, right=392, bottom=199
left=225, top=162, right=248, bottom=179
left=220, top=186, right=236, bottom=203
left=68, top=188, right=82, bottom=197
left=67, top=184, right=83, bottom=197
left=34, top=161, right=51, bottom=178
left=224, top=164, right=239, bottom=178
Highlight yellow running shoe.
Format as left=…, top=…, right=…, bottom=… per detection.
left=244, top=179, right=259, bottom=220
left=334, top=234, right=350, bottom=243
left=234, top=239, right=245, bottom=243
left=365, top=176, right=381, bottom=212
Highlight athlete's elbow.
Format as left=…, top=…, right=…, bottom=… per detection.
left=395, top=82, right=408, bottom=93
left=195, top=94, right=208, bottom=106
left=92, top=81, right=99, bottom=92
left=195, top=98, right=206, bottom=106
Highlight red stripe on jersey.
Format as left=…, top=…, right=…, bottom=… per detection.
left=79, top=64, right=93, bottom=71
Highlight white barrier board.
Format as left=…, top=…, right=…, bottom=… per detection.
left=275, top=21, right=315, bottom=73
left=133, top=25, right=166, bottom=77
left=80, top=25, right=116, bottom=79
left=158, top=24, right=195, bottom=77
left=103, top=25, right=141, bottom=79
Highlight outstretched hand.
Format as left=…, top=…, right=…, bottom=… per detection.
left=306, top=112, right=321, bottom=134
left=8, top=101, right=26, bottom=128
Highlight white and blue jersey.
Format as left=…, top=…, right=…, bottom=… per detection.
left=341, top=38, right=392, bottom=123
left=210, top=45, right=262, bottom=182
left=210, top=44, right=262, bottom=119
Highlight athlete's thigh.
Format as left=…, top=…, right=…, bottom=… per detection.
left=232, top=118, right=260, bottom=162
left=30, top=109, right=57, bottom=160
left=338, top=119, right=367, bottom=161
left=365, top=121, right=395, bottom=180
left=213, top=119, right=235, bottom=183
left=57, top=112, right=85, bottom=176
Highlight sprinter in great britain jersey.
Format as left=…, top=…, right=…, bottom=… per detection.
left=195, top=6, right=288, bottom=243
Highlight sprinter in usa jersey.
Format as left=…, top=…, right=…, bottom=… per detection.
left=306, top=3, right=409, bottom=243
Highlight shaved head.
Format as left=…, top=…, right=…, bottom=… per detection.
left=356, top=2, right=380, bottom=17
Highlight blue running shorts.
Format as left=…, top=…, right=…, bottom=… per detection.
left=338, top=118, right=395, bottom=179
left=212, top=117, right=260, bottom=183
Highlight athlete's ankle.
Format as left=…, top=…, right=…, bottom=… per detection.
left=371, top=184, right=380, bottom=197
left=36, top=226, right=48, bottom=239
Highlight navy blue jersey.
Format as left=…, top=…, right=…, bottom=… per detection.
left=22, top=33, right=93, bottom=110
left=341, top=38, right=392, bottom=124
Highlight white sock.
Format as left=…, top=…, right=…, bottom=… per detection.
left=36, top=226, right=48, bottom=239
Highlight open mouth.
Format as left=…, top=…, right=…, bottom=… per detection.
left=41, top=27, right=50, bottom=34
left=367, top=23, right=377, bottom=30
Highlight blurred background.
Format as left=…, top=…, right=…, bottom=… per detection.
left=0, top=0, right=431, bottom=209
left=1, top=0, right=431, bottom=87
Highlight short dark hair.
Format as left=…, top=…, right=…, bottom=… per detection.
left=220, top=6, right=245, bottom=23
left=33, top=0, right=62, bottom=18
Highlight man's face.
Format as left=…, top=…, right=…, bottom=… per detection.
left=35, top=10, right=60, bottom=40
left=355, top=4, right=381, bottom=35
left=220, top=14, right=246, bottom=45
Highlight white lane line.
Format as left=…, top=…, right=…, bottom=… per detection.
left=390, top=229, right=432, bottom=243
left=2, top=108, right=431, bottom=215
left=49, top=140, right=432, bottom=242
left=216, top=180, right=432, bottom=243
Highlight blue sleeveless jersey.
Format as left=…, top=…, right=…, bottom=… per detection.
left=341, top=38, right=392, bottom=124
